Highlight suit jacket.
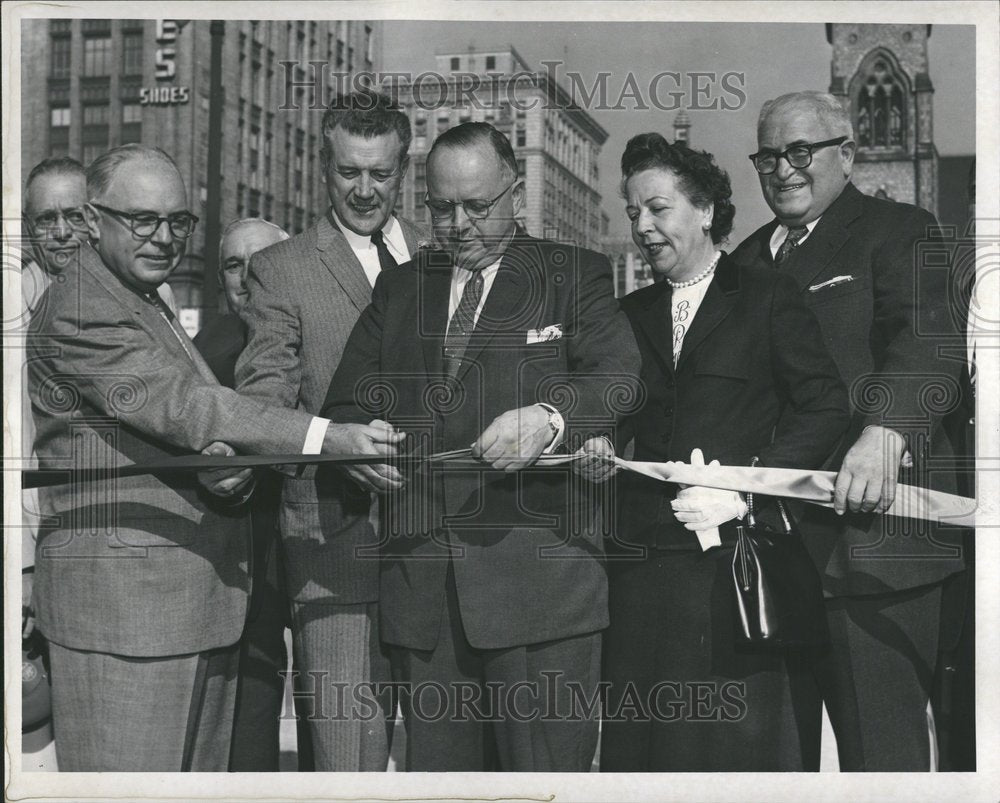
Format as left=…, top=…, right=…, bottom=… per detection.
left=27, top=245, right=316, bottom=657
left=731, top=182, right=966, bottom=594
left=235, top=214, right=426, bottom=605
left=192, top=313, right=283, bottom=624
left=617, top=253, right=850, bottom=550
left=321, top=234, right=641, bottom=651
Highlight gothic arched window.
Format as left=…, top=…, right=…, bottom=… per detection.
left=854, top=53, right=908, bottom=150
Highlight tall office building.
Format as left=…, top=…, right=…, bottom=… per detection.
left=389, top=46, right=608, bottom=252
left=20, top=18, right=380, bottom=323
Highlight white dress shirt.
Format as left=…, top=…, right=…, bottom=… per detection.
left=330, top=210, right=411, bottom=288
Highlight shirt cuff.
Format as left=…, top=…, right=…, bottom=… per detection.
left=303, top=417, right=331, bottom=454
left=536, top=403, right=565, bottom=454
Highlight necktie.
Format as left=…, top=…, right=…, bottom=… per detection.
left=370, top=228, right=398, bottom=271
left=443, top=269, right=485, bottom=377
left=774, top=225, right=809, bottom=267
left=147, top=292, right=216, bottom=383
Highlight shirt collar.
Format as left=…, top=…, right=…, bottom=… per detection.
left=329, top=208, right=402, bottom=253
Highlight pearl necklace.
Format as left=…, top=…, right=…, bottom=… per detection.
left=666, top=250, right=722, bottom=289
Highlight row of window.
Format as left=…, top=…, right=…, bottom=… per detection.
left=51, top=33, right=144, bottom=78
left=50, top=102, right=142, bottom=128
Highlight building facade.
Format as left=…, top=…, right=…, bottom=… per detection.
left=827, top=23, right=938, bottom=215
left=20, top=18, right=380, bottom=322
left=388, top=47, right=609, bottom=252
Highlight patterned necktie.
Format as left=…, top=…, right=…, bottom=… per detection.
left=370, top=228, right=398, bottom=271
left=443, top=269, right=485, bottom=377
left=774, top=225, right=809, bottom=267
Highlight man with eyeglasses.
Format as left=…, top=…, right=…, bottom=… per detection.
left=321, top=122, right=640, bottom=771
left=26, top=143, right=405, bottom=771
left=732, top=91, right=963, bottom=771
left=235, top=91, right=426, bottom=771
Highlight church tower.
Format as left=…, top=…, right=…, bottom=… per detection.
left=827, top=23, right=937, bottom=215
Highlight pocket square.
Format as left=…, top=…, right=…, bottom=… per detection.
left=809, top=275, right=856, bottom=293
left=527, top=324, right=563, bottom=344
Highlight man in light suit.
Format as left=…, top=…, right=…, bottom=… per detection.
left=731, top=91, right=965, bottom=771
left=235, top=92, right=426, bottom=770
left=322, top=122, right=641, bottom=771
left=27, top=144, right=403, bottom=771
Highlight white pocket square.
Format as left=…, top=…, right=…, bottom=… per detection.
left=527, top=324, right=563, bottom=344
left=809, top=275, right=856, bottom=293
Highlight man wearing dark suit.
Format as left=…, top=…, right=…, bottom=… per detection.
left=731, top=91, right=965, bottom=771
left=235, top=92, right=426, bottom=770
left=192, top=218, right=290, bottom=771
left=321, top=122, right=641, bottom=771
left=27, top=144, right=404, bottom=771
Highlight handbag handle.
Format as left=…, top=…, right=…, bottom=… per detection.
left=746, top=457, right=792, bottom=533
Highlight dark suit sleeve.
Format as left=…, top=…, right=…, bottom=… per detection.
left=759, top=273, right=851, bottom=469
left=548, top=252, right=642, bottom=447
left=235, top=249, right=302, bottom=406
left=859, top=207, right=958, bottom=443
left=320, top=270, right=388, bottom=425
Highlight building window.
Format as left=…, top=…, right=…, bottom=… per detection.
left=83, top=104, right=110, bottom=125
left=50, top=107, right=71, bottom=127
left=83, top=36, right=112, bottom=76
left=122, top=103, right=142, bottom=124
left=854, top=55, right=907, bottom=149
left=450, top=57, right=460, bottom=71
left=249, top=189, right=261, bottom=217
left=122, top=32, right=144, bottom=76
left=50, top=35, right=72, bottom=79
left=250, top=125, right=261, bottom=173
left=516, top=125, right=526, bottom=147
left=82, top=143, right=107, bottom=165
left=486, top=55, right=496, bottom=71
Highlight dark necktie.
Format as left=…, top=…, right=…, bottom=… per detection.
left=443, top=269, right=485, bottom=377
left=774, top=225, right=809, bottom=267
left=370, top=228, right=398, bottom=271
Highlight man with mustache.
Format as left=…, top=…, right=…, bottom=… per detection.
left=235, top=91, right=426, bottom=771
left=27, top=144, right=403, bottom=771
left=322, top=122, right=640, bottom=771
left=732, top=90, right=964, bottom=771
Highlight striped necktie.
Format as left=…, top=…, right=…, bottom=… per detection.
left=774, top=225, right=809, bottom=267
left=443, top=269, right=485, bottom=377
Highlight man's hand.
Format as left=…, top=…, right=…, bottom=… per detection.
left=471, top=405, right=554, bottom=472
left=22, top=571, right=36, bottom=639
left=325, top=419, right=407, bottom=493
left=833, top=425, right=907, bottom=515
left=198, top=441, right=254, bottom=500
left=573, top=436, right=617, bottom=484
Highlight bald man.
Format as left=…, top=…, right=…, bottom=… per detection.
left=28, top=144, right=403, bottom=771
left=192, top=218, right=291, bottom=771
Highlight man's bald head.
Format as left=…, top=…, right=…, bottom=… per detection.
left=219, top=218, right=289, bottom=315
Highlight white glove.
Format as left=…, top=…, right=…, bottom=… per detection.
left=671, top=485, right=747, bottom=530
left=670, top=448, right=747, bottom=550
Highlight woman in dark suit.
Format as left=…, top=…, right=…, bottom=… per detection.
left=597, top=133, right=850, bottom=771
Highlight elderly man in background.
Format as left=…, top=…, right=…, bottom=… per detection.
left=27, top=143, right=403, bottom=771
left=732, top=90, right=964, bottom=771
left=192, top=218, right=290, bottom=771
left=235, top=91, right=426, bottom=771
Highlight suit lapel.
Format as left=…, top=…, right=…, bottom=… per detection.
left=631, top=282, right=675, bottom=378
left=781, top=183, right=862, bottom=291
left=316, top=215, right=373, bottom=313
left=398, top=216, right=427, bottom=258
left=675, top=256, right=741, bottom=371
left=83, top=244, right=220, bottom=384
left=453, top=239, right=532, bottom=384
left=418, top=249, right=454, bottom=376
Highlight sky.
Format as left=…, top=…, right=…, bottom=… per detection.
left=382, top=21, right=976, bottom=244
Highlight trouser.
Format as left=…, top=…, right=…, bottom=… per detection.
left=48, top=641, right=239, bottom=771
left=794, top=582, right=944, bottom=771
left=390, top=564, right=602, bottom=772
left=290, top=600, right=393, bottom=771
left=228, top=574, right=288, bottom=771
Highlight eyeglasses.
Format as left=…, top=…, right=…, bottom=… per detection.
left=90, top=203, right=199, bottom=240
left=28, top=208, right=88, bottom=232
left=424, top=180, right=518, bottom=221
left=748, top=136, right=849, bottom=175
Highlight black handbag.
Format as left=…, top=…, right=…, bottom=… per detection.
left=731, top=486, right=829, bottom=646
